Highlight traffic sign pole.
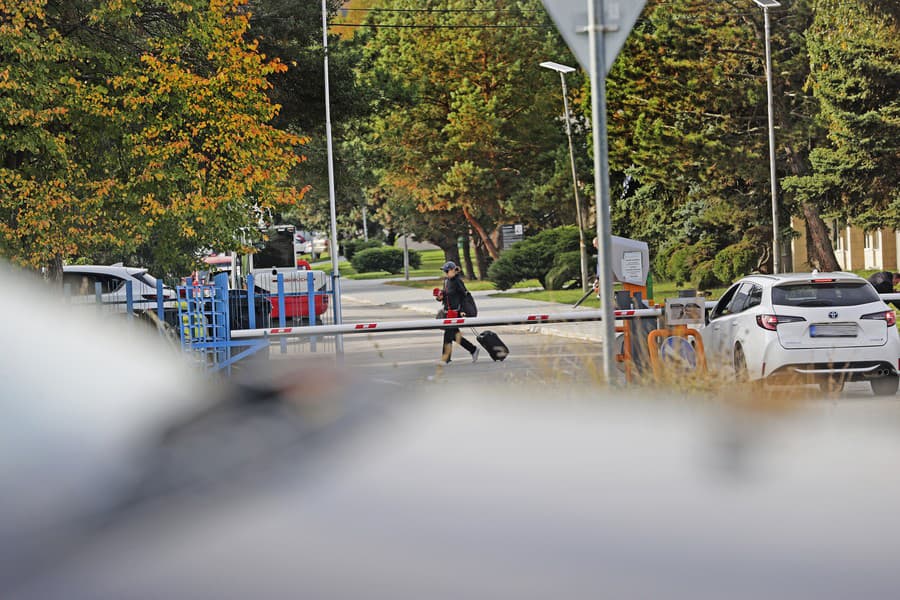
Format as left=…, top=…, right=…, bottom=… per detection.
left=541, top=0, right=646, bottom=386
left=588, top=0, right=617, bottom=385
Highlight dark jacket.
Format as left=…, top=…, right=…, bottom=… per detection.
left=442, top=275, right=469, bottom=313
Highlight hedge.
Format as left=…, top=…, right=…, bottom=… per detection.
left=350, top=246, right=421, bottom=274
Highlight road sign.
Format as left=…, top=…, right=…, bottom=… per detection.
left=541, top=0, right=646, bottom=75
left=542, top=0, right=646, bottom=387
left=660, top=336, right=698, bottom=372
left=501, top=224, right=525, bottom=250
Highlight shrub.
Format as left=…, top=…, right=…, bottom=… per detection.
left=408, top=249, right=422, bottom=270
left=665, top=246, right=694, bottom=287
left=692, top=260, right=723, bottom=291
left=658, top=238, right=719, bottom=287
left=342, top=239, right=383, bottom=261
left=350, top=247, right=420, bottom=274
left=544, top=250, right=582, bottom=290
left=487, top=225, right=582, bottom=290
left=712, top=241, right=756, bottom=284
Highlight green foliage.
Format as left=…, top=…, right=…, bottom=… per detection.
left=656, top=237, right=718, bottom=287
left=544, top=251, right=582, bottom=291
left=350, top=246, right=420, bottom=274
left=257, top=0, right=377, bottom=243
left=0, top=0, right=304, bottom=279
left=342, top=238, right=383, bottom=260
left=783, top=0, right=899, bottom=230
left=487, top=226, right=581, bottom=290
left=606, top=0, right=841, bottom=271
left=693, top=261, right=722, bottom=291
left=713, top=241, right=757, bottom=284
left=355, top=0, right=580, bottom=256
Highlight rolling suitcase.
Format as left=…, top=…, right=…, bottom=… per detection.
left=475, top=329, right=509, bottom=362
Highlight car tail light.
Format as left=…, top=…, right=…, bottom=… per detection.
left=862, top=310, right=896, bottom=327
left=141, top=290, right=175, bottom=301
left=756, top=314, right=806, bottom=331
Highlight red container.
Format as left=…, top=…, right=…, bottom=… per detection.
left=269, top=294, right=329, bottom=319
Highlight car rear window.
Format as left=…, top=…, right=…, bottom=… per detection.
left=772, top=282, right=880, bottom=307
left=133, top=272, right=158, bottom=288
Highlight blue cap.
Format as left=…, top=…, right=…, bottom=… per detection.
left=441, top=261, right=458, bottom=272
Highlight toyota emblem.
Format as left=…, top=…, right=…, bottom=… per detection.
left=828, top=311, right=838, bottom=319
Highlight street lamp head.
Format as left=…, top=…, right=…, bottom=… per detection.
left=540, top=61, right=576, bottom=74
left=752, top=0, right=780, bottom=8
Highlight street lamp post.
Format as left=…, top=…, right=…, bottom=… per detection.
left=753, top=0, right=781, bottom=274
left=322, top=0, right=343, bottom=354
left=540, top=61, right=590, bottom=293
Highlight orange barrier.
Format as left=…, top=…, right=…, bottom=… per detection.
left=647, top=325, right=707, bottom=379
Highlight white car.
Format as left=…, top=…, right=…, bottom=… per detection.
left=701, top=272, right=900, bottom=395
left=62, top=264, right=175, bottom=313
left=303, top=237, right=329, bottom=256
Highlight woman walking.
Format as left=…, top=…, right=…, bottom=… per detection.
left=435, top=261, right=479, bottom=364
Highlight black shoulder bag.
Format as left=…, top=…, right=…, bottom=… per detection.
left=460, top=291, right=478, bottom=317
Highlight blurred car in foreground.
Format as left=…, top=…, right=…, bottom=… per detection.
left=62, top=263, right=175, bottom=313
left=6, top=262, right=900, bottom=599
left=702, top=272, right=900, bottom=395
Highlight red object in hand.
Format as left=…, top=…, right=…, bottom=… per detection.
left=446, top=309, right=459, bottom=318
left=433, top=287, right=442, bottom=297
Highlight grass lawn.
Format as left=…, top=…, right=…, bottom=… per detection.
left=308, top=248, right=447, bottom=279
left=311, top=249, right=541, bottom=289
left=507, top=281, right=729, bottom=307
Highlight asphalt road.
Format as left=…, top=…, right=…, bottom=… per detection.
left=264, top=296, right=898, bottom=403
left=273, top=299, right=610, bottom=389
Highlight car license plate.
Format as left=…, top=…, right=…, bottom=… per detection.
left=809, top=323, right=857, bottom=338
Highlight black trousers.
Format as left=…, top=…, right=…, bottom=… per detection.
left=441, top=327, right=476, bottom=360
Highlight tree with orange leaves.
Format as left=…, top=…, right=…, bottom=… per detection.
left=0, top=0, right=306, bottom=279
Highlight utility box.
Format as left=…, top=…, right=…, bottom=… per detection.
left=610, top=235, right=650, bottom=286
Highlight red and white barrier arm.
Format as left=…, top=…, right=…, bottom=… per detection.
left=230, top=308, right=664, bottom=339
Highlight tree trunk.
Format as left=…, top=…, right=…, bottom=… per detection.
left=473, top=237, right=490, bottom=280
left=462, top=206, right=499, bottom=260
left=46, top=254, right=63, bottom=283
left=462, top=232, right=476, bottom=280
left=441, top=243, right=460, bottom=268
left=802, top=202, right=841, bottom=271
left=784, top=142, right=840, bottom=271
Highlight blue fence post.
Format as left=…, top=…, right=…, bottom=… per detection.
left=156, top=279, right=165, bottom=322
left=214, top=272, right=231, bottom=374
left=307, top=270, right=316, bottom=326
left=277, top=273, right=286, bottom=354
left=331, top=273, right=338, bottom=324
left=247, top=273, right=256, bottom=330
left=307, top=270, right=317, bottom=353
left=331, top=271, right=344, bottom=358
left=125, top=280, right=134, bottom=318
